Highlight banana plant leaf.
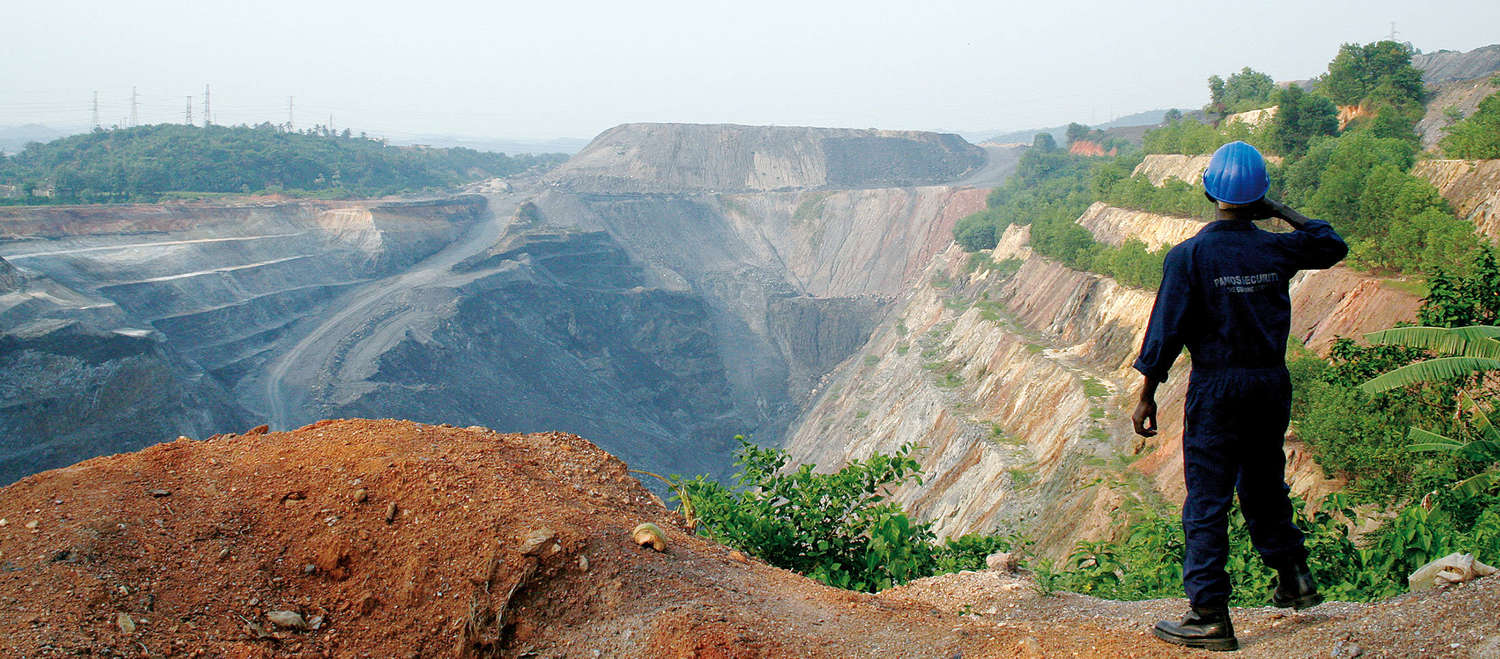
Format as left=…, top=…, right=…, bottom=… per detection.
left=1364, top=326, right=1500, bottom=359
left=1359, top=357, right=1500, bottom=394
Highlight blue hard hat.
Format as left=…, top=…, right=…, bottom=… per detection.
left=1202, top=141, right=1269, bottom=205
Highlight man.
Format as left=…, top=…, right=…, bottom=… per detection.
left=1131, top=141, right=1347, bottom=652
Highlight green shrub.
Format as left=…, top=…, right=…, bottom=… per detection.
left=1441, top=91, right=1500, bottom=159
left=672, top=439, right=1010, bottom=592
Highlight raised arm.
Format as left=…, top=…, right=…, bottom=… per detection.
left=1261, top=197, right=1348, bottom=270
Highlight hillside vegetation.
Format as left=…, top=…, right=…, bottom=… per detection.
left=0, top=123, right=566, bottom=204
left=955, top=40, right=1485, bottom=283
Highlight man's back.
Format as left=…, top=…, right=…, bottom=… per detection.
left=1134, top=218, right=1346, bottom=382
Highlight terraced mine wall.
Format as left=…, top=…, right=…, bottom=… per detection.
left=0, top=123, right=1009, bottom=486
left=0, top=197, right=485, bottom=484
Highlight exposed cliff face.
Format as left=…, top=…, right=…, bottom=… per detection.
left=1133, top=154, right=1214, bottom=186
left=1075, top=202, right=1202, bottom=248
left=1412, top=159, right=1500, bottom=241
left=545, top=123, right=986, bottom=194
left=530, top=182, right=987, bottom=435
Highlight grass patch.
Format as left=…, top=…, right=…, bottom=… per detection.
left=720, top=196, right=750, bottom=217
left=931, top=274, right=954, bottom=289
left=1085, top=427, right=1110, bottom=442
left=793, top=191, right=831, bottom=222
left=895, top=319, right=908, bottom=336
left=1025, top=343, right=1045, bottom=355
left=1009, top=467, right=1035, bottom=487
left=855, top=410, right=869, bottom=420
left=944, top=298, right=971, bottom=312
left=923, top=360, right=964, bottom=388
left=1089, top=407, right=1106, bottom=419
left=1381, top=277, right=1428, bottom=298
left=1081, top=377, right=1109, bottom=399
left=964, top=252, right=995, bottom=276
left=895, top=342, right=909, bottom=355
left=863, top=354, right=880, bottom=366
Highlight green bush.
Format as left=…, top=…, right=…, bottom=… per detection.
left=672, top=438, right=1009, bottom=592
left=1142, top=117, right=1269, bottom=155
left=1266, top=85, right=1340, bottom=157
left=1321, top=41, right=1426, bottom=109
left=1101, top=174, right=1216, bottom=220
left=1441, top=91, right=1500, bottom=159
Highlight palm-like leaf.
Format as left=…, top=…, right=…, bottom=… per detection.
left=1359, top=357, right=1500, bottom=394
left=1365, top=326, right=1500, bottom=358
left=1407, top=427, right=1465, bottom=452
left=1455, top=470, right=1500, bottom=498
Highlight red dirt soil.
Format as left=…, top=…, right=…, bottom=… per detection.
left=1, top=419, right=1496, bottom=658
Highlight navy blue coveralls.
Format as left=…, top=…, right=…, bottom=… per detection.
left=1133, top=217, right=1347, bottom=607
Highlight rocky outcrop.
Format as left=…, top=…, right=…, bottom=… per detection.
left=545, top=123, right=985, bottom=194
left=1074, top=202, right=1204, bottom=248
left=1225, top=106, right=1278, bottom=128
left=0, top=257, right=18, bottom=292
left=1133, top=154, right=1214, bottom=186
left=1412, top=159, right=1500, bottom=241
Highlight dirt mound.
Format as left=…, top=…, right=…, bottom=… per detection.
left=2, top=419, right=1497, bottom=657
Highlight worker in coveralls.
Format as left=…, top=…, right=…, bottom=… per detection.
left=1131, top=141, right=1346, bottom=651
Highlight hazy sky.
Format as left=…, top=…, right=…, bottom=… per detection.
left=4, top=0, right=1498, bottom=142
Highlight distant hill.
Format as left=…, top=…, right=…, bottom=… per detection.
left=0, top=124, right=70, bottom=154
left=1413, top=44, right=1500, bottom=84
left=387, top=134, right=590, bottom=155
left=982, top=108, right=1209, bottom=146
left=545, top=123, right=986, bottom=193
left=0, top=123, right=567, bottom=204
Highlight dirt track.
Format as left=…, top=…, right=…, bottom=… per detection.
left=261, top=192, right=521, bottom=430
left=0, top=420, right=1495, bottom=658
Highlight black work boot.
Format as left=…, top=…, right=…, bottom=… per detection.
left=1272, top=561, right=1325, bottom=610
left=1152, top=605, right=1238, bottom=652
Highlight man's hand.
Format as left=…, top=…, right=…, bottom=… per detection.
left=1132, top=398, right=1158, bottom=437
left=1259, top=196, right=1309, bottom=228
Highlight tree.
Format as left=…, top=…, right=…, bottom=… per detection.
left=1032, top=132, right=1058, bottom=152
left=1224, top=67, right=1276, bottom=112
left=1267, top=85, right=1339, bottom=157
left=1065, top=122, right=1091, bottom=146
left=1208, top=75, right=1228, bottom=116
left=1323, top=41, right=1425, bottom=108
